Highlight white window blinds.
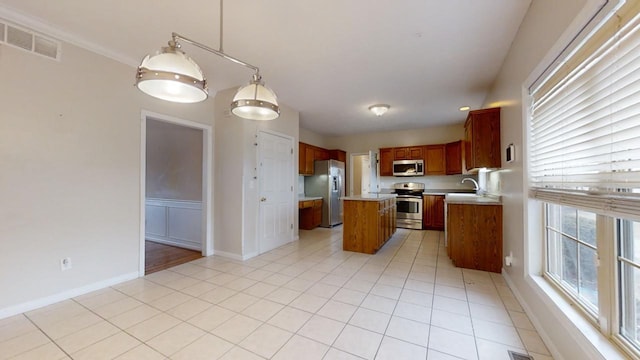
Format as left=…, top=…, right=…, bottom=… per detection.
left=529, top=2, right=640, bottom=212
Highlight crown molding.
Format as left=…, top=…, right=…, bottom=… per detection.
left=0, top=3, right=138, bottom=67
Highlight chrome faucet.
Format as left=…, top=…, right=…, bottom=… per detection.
left=461, top=178, right=482, bottom=195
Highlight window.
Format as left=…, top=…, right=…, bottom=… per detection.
left=618, top=219, right=640, bottom=349
left=546, top=204, right=598, bottom=313
left=528, top=1, right=640, bottom=358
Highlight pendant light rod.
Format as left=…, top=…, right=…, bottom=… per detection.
left=219, top=0, right=224, bottom=53
left=171, top=32, right=260, bottom=74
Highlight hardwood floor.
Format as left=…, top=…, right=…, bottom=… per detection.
left=145, top=241, right=202, bottom=275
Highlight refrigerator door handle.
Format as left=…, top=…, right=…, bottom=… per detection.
left=332, top=176, right=338, bottom=192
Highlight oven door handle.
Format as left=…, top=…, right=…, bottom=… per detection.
left=396, top=197, right=422, bottom=203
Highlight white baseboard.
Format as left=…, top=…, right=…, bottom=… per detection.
left=502, top=270, right=564, bottom=360
left=213, top=250, right=244, bottom=261
left=0, top=271, right=139, bottom=320
left=213, top=250, right=260, bottom=261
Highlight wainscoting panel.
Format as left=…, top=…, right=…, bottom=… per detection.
left=145, top=198, right=202, bottom=251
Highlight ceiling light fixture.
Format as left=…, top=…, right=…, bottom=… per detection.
left=459, top=106, right=470, bottom=111
left=369, top=104, right=390, bottom=117
left=134, top=0, right=279, bottom=120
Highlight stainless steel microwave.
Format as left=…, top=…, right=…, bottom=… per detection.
left=392, top=160, right=424, bottom=176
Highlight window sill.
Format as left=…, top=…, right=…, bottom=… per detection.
left=527, top=274, right=629, bottom=360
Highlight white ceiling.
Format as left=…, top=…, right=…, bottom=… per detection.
left=0, top=0, right=531, bottom=136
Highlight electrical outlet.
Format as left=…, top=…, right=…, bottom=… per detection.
left=60, top=257, right=72, bottom=271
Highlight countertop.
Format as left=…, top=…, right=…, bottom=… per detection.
left=422, top=189, right=476, bottom=195
left=444, top=193, right=502, bottom=205
left=299, top=196, right=323, bottom=201
left=342, top=194, right=397, bottom=201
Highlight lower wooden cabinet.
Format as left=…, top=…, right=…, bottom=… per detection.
left=299, top=199, right=323, bottom=230
left=446, top=203, right=503, bottom=273
left=343, top=197, right=396, bottom=254
left=423, top=195, right=445, bottom=230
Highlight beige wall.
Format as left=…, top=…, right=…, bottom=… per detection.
left=146, top=119, right=203, bottom=201
left=213, top=88, right=300, bottom=258
left=325, top=123, right=464, bottom=154
left=0, top=39, right=214, bottom=314
left=481, top=0, right=610, bottom=359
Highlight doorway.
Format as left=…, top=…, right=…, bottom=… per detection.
left=257, top=130, right=295, bottom=254
left=140, top=111, right=213, bottom=276
left=350, top=151, right=378, bottom=196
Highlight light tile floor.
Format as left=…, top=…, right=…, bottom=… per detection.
left=0, top=228, right=554, bottom=360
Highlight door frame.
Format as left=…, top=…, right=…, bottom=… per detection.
left=139, top=110, right=213, bottom=277
left=349, top=152, right=368, bottom=196
left=256, top=129, right=295, bottom=255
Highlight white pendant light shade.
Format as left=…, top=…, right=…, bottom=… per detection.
left=135, top=44, right=208, bottom=103
left=231, top=74, right=280, bottom=120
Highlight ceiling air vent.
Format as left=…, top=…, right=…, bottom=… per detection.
left=0, top=20, right=60, bottom=61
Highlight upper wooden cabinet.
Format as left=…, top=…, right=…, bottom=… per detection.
left=379, top=148, right=394, bottom=176
left=464, top=107, right=501, bottom=171
left=445, top=140, right=465, bottom=175
left=299, top=142, right=347, bottom=175
left=328, top=149, right=346, bottom=163
left=394, top=146, right=423, bottom=160
left=425, top=145, right=446, bottom=175
left=299, top=142, right=315, bottom=175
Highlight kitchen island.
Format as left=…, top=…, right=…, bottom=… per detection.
left=342, top=194, right=396, bottom=254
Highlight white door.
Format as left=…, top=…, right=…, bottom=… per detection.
left=368, top=150, right=379, bottom=193
left=258, top=131, right=294, bottom=253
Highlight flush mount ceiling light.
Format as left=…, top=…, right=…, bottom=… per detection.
left=459, top=106, right=471, bottom=111
left=135, top=0, right=280, bottom=120
left=369, top=104, right=390, bottom=117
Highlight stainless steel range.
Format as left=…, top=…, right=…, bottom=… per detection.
left=393, top=182, right=425, bottom=230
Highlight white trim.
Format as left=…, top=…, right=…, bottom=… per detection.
left=0, top=272, right=138, bottom=320
left=0, top=4, right=138, bottom=67
left=140, top=110, right=214, bottom=277
left=213, top=250, right=259, bottom=261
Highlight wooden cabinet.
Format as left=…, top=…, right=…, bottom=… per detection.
left=299, top=142, right=315, bottom=175
left=445, top=140, right=464, bottom=175
left=423, top=195, right=445, bottom=230
left=299, top=142, right=346, bottom=175
left=379, top=148, right=394, bottom=176
left=328, top=149, right=346, bottom=163
left=464, top=107, right=501, bottom=171
left=299, top=199, right=323, bottom=230
left=425, top=145, right=446, bottom=175
left=446, top=203, right=503, bottom=273
left=394, top=146, right=423, bottom=160
left=343, top=197, right=396, bottom=254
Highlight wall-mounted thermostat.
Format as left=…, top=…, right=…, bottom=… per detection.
left=506, top=143, right=515, bottom=163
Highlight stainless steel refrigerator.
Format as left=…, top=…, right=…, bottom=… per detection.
left=304, top=159, right=345, bottom=227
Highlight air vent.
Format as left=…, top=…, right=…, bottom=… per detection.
left=0, top=20, right=60, bottom=60
left=508, top=350, right=534, bottom=360
left=7, top=25, right=32, bottom=50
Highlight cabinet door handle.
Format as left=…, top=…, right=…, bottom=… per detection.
left=260, top=197, right=267, bottom=202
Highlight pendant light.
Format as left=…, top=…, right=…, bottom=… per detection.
left=134, top=0, right=280, bottom=120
